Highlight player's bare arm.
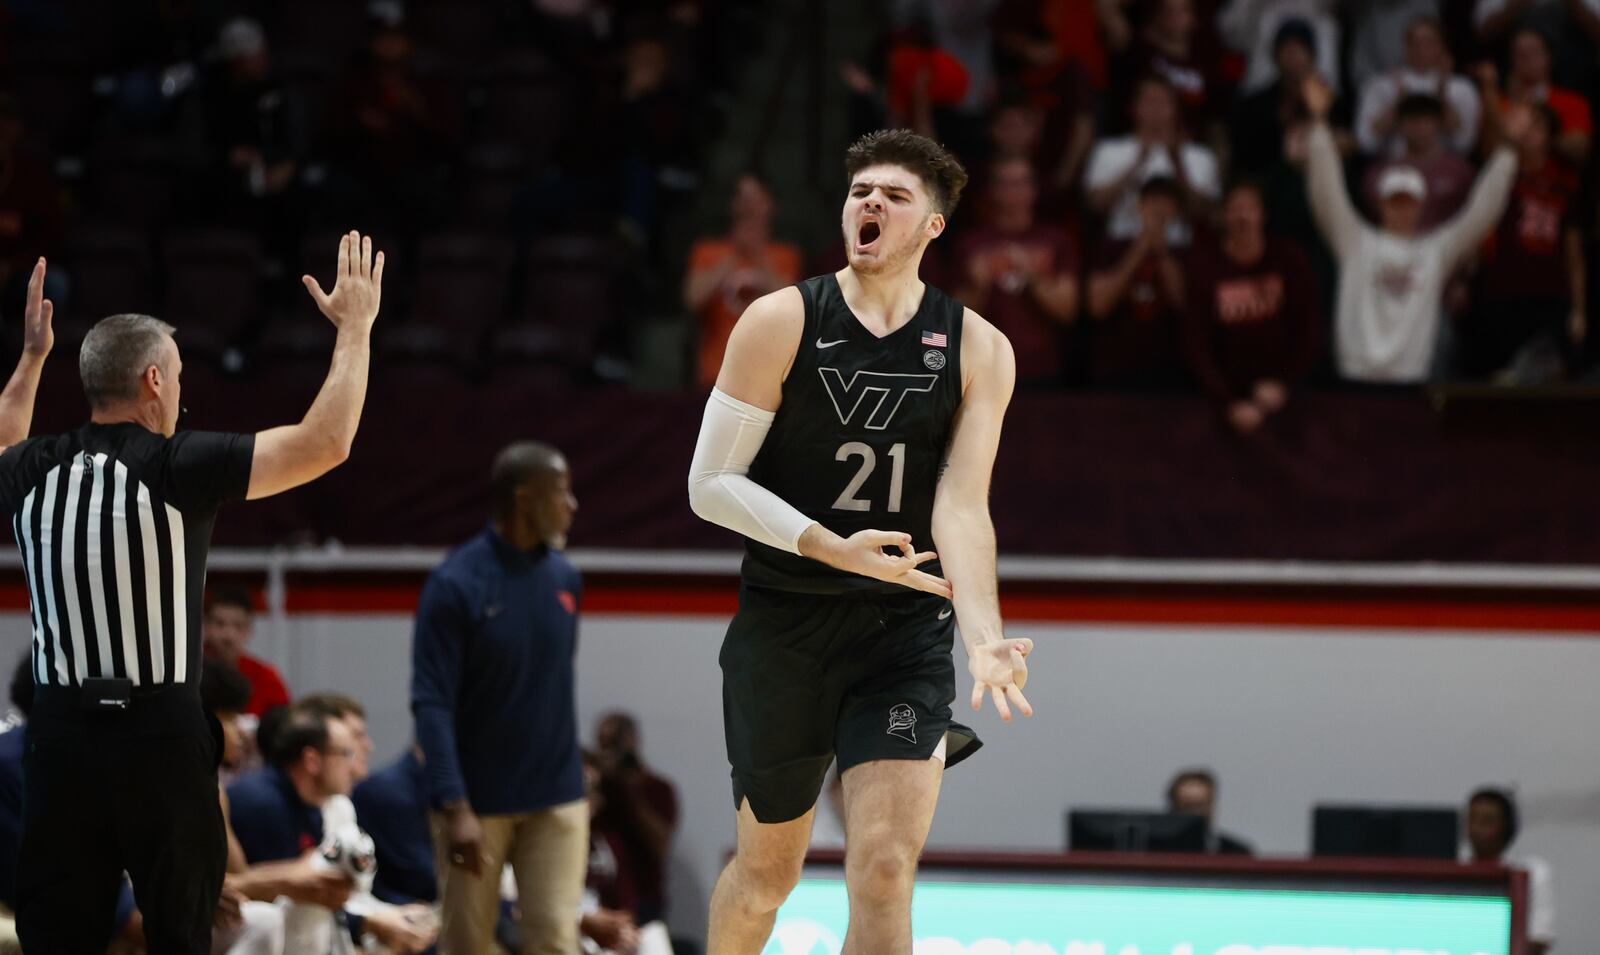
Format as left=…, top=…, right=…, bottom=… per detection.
left=932, top=308, right=1034, bottom=721
left=0, top=257, right=55, bottom=451
left=690, top=288, right=952, bottom=598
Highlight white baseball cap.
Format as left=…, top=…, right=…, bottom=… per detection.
left=1377, top=166, right=1427, bottom=202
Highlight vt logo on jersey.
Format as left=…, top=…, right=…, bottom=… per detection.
left=817, top=368, right=938, bottom=430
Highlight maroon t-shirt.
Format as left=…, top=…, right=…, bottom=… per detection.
left=1182, top=239, right=1323, bottom=402
left=1478, top=159, right=1581, bottom=302
left=592, top=769, right=678, bottom=920
left=955, top=224, right=1079, bottom=385
left=1088, top=239, right=1185, bottom=387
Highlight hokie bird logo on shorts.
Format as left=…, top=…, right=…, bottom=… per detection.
left=887, top=703, right=917, bottom=743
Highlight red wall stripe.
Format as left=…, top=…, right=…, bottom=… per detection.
left=0, top=578, right=1595, bottom=632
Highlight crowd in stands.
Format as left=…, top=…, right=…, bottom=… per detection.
left=684, top=0, right=1600, bottom=423
left=2, top=1, right=1596, bottom=404
left=0, top=0, right=759, bottom=386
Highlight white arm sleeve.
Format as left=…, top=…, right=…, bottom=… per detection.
left=687, top=388, right=818, bottom=554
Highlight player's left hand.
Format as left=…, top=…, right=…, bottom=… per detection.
left=969, top=637, right=1034, bottom=722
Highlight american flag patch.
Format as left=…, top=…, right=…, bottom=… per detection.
left=921, top=331, right=947, bottom=347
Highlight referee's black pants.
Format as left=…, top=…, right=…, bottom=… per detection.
left=16, top=685, right=226, bottom=954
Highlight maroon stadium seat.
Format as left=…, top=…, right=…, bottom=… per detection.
left=409, top=232, right=513, bottom=340
left=63, top=224, right=156, bottom=328
left=476, top=51, right=570, bottom=157
left=161, top=229, right=263, bottom=357
left=509, top=235, right=616, bottom=370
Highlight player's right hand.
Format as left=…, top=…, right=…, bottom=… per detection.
left=826, top=529, right=953, bottom=599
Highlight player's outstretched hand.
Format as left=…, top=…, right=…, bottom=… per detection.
left=969, top=637, right=1034, bottom=722
left=827, top=529, right=953, bottom=599
left=302, top=230, right=384, bottom=332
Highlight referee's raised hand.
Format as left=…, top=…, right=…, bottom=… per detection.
left=302, top=230, right=384, bottom=332
left=23, top=257, right=53, bottom=358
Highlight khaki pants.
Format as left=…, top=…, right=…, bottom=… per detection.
left=433, top=799, right=589, bottom=955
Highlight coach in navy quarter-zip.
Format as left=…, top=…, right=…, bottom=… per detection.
left=411, top=441, right=587, bottom=955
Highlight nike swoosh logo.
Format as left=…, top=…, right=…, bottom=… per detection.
left=937, top=607, right=953, bottom=620
left=816, top=338, right=847, bottom=349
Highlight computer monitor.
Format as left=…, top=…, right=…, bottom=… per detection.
left=1311, top=805, right=1459, bottom=859
left=1067, top=810, right=1208, bottom=852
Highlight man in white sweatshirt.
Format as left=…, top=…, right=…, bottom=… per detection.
left=1303, top=74, right=1530, bottom=382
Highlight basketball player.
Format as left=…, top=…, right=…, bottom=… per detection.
left=687, top=129, right=1034, bottom=954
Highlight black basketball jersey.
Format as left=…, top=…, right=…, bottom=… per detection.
left=742, top=272, right=965, bottom=595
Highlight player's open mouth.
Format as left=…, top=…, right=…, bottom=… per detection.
left=857, top=220, right=881, bottom=251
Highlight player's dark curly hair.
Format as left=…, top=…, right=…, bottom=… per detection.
left=845, top=129, right=969, bottom=218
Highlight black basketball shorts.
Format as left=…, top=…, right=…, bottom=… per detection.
left=719, top=584, right=982, bottom=824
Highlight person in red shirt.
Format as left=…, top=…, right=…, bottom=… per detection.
left=953, top=156, right=1080, bottom=386
left=1463, top=103, right=1586, bottom=382
left=1494, top=28, right=1591, bottom=166
left=592, top=712, right=679, bottom=926
left=1086, top=175, right=1188, bottom=388
left=1183, top=181, right=1322, bottom=433
left=203, top=587, right=291, bottom=718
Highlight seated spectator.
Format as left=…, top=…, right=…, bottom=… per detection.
left=352, top=745, right=436, bottom=906
left=203, top=587, right=290, bottom=719
left=186, top=17, right=308, bottom=250
left=1230, top=18, right=1324, bottom=178
left=1086, top=176, right=1188, bottom=388
left=684, top=174, right=803, bottom=390
left=1355, top=16, right=1481, bottom=156
left=1184, top=181, right=1322, bottom=432
left=1492, top=28, right=1592, bottom=165
left=298, top=691, right=375, bottom=782
left=954, top=157, right=1080, bottom=386
left=1346, top=0, right=1445, bottom=92
left=593, top=711, right=680, bottom=925
left=200, top=660, right=288, bottom=955
left=1464, top=787, right=1554, bottom=955
left=883, top=16, right=972, bottom=142
left=581, top=750, right=642, bottom=954
left=993, top=0, right=1110, bottom=104
left=1361, top=95, right=1476, bottom=229
left=325, top=18, right=457, bottom=230
left=1462, top=104, right=1586, bottom=383
left=1218, top=0, right=1341, bottom=97
left=228, top=707, right=434, bottom=953
left=976, top=93, right=1097, bottom=212
left=1303, top=75, right=1525, bottom=383
left=1166, top=768, right=1253, bottom=854
left=1108, top=0, right=1221, bottom=131
left=1475, top=0, right=1600, bottom=90
left=1084, top=75, right=1220, bottom=247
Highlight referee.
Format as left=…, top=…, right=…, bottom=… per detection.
left=0, top=232, right=384, bottom=953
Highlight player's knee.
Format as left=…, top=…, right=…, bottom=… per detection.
left=845, top=838, right=919, bottom=907
left=733, top=850, right=805, bottom=912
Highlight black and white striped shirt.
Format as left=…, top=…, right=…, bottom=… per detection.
left=0, top=423, right=254, bottom=688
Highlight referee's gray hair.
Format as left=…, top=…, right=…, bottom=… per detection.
left=79, top=313, right=177, bottom=409
left=491, top=441, right=565, bottom=516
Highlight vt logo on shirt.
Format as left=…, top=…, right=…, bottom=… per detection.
left=817, top=369, right=938, bottom=430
